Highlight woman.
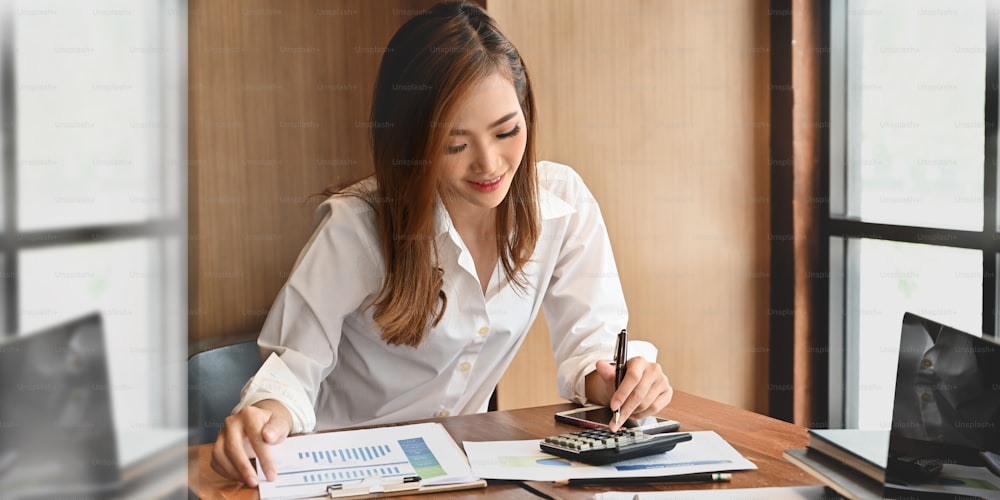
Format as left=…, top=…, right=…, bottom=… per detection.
left=212, top=1, right=674, bottom=487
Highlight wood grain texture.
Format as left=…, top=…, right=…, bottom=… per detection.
left=187, top=391, right=821, bottom=498
left=489, top=0, right=772, bottom=412
left=188, top=0, right=444, bottom=351
left=189, top=0, right=773, bottom=415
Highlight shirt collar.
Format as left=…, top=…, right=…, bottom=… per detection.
left=537, top=185, right=575, bottom=220
left=433, top=196, right=452, bottom=236
left=433, top=186, right=574, bottom=237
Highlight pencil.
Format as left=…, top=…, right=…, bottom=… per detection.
left=553, top=472, right=731, bottom=487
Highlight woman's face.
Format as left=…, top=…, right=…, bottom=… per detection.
left=436, top=72, right=527, bottom=220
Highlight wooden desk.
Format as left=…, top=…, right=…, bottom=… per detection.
left=188, top=391, right=821, bottom=499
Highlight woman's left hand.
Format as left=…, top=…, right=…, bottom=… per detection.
left=589, top=357, right=673, bottom=431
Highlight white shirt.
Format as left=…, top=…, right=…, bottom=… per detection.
left=235, top=161, right=656, bottom=433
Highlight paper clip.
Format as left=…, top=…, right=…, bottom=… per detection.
left=326, top=475, right=422, bottom=498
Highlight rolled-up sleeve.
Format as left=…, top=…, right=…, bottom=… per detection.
left=233, top=353, right=316, bottom=434
left=233, top=196, right=382, bottom=433
left=540, top=166, right=656, bottom=405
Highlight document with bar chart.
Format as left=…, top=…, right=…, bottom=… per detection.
left=257, top=422, right=483, bottom=499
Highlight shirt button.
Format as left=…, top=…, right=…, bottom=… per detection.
left=459, top=361, right=472, bottom=372
left=921, top=358, right=932, bottom=368
left=435, top=409, right=450, bottom=418
left=478, top=326, right=489, bottom=336
left=921, top=392, right=932, bottom=402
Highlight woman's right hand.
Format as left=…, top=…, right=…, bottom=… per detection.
left=210, top=399, right=293, bottom=487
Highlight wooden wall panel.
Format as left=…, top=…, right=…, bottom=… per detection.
left=188, top=0, right=444, bottom=351
left=189, top=0, right=771, bottom=415
left=490, top=0, right=772, bottom=413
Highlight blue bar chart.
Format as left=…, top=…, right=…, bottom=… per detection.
left=299, top=445, right=394, bottom=465
left=274, top=441, right=418, bottom=489
left=257, top=422, right=471, bottom=499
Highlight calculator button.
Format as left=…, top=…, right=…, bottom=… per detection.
left=539, top=428, right=693, bottom=466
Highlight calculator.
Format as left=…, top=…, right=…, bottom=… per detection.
left=540, top=428, right=692, bottom=465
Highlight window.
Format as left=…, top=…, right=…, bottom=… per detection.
left=826, top=0, right=996, bottom=428
left=2, top=0, right=186, bottom=430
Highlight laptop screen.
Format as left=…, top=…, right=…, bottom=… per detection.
left=884, top=312, right=1000, bottom=498
left=0, top=313, right=121, bottom=498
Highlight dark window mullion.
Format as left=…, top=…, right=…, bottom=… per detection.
left=1, top=10, right=16, bottom=338
left=827, top=219, right=988, bottom=251
left=986, top=0, right=999, bottom=339
left=824, top=0, right=845, bottom=428
left=0, top=219, right=183, bottom=254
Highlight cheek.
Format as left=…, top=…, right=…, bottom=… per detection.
left=436, top=156, right=463, bottom=181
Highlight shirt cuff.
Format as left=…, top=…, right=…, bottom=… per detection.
left=627, top=340, right=658, bottom=365
left=232, top=353, right=317, bottom=434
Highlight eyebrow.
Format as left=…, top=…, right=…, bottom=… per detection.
left=449, top=111, right=519, bottom=136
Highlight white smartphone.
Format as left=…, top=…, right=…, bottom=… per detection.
left=554, top=405, right=681, bottom=434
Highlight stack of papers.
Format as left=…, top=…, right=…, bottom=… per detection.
left=783, top=429, right=888, bottom=499
left=595, top=486, right=833, bottom=499
left=464, top=430, right=755, bottom=481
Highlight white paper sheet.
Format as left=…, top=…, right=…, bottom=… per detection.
left=464, top=430, right=756, bottom=481
left=595, top=485, right=831, bottom=500
left=256, top=422, right=480, bottom=500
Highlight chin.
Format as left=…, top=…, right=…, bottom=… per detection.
left=485, top=187, right=514, bottom=208
left=470, top=194, right=506, bottom=210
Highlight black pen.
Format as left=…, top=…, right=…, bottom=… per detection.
left=613, top=329, right=628, bottom=426
left=554, top=472, right=731, bottom=487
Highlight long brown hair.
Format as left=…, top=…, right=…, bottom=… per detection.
left=360, top=1, right=539, bottom=347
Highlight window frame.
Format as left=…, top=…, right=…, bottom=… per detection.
left=824, top=0, right=1000, bottom=428
left=0, top=0, right=187, bottom=427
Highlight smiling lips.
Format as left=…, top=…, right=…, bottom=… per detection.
left=468, top=174, right=504, bottom=192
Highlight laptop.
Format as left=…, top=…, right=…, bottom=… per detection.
left=0, top=313, right=122, bottom=498
left=884, top=312, right=1000, bottom=499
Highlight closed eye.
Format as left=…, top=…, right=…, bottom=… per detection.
left=444, top=124, right=521, bottom=155
left=498, top=124, right=521, bottom=139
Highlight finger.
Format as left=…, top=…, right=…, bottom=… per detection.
left=617, top=371, right=654, bottom=423
left=629, top=375, right=671, bottom=419
left=594, top=359, right=616, bottom=382
left=254, top=416, right=291, bottom=482
left=592, top=360, right=619, bottom=418
left=220, top=415, right=261, bottom=488
left=211, top=436, right=245, bottom=484
left=619, top=360, right=668, bottom=419
left=633, top=391, right=673, bottom=420
left=661, top=378, right=674, bottom=407
left=604, top=372, right=640, bottom=432
left=611, top=359, right=650, bottom=413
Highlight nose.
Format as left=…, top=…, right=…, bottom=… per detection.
left=471, top=142, right=500, bottom=173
